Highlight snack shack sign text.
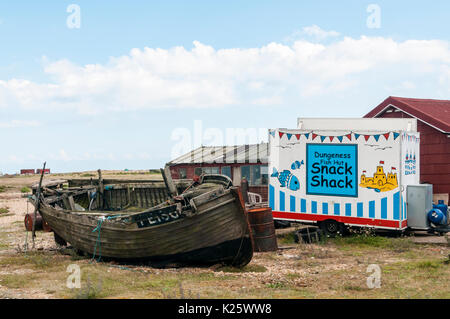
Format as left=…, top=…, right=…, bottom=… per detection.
left=306, top=144, right=358, bottom=197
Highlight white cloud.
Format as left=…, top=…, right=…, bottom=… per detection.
left=0, top=120, right=40, bottom=128
left=0, top=32, right=449, bottom=113
left=301, top=25, right=341, bottom=40
left=284, top=25, right=340, bottom=42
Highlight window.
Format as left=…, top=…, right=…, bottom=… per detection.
left=251, top=165, right=261, bottom=185
left=194, top=167, right=203, bottom=176
left=221, top=166, right=231, bottom=178
left=178, top=168, right=187, bottom=179
left=241, top=165, right=268, bottom=186
left=210, top=167, right=220, bottom=174
left=194, top=167, right=220, bottom=176
left=241, top=166, right=251, bottom=183
left=260, top=165, right=268, bottom=185
left=202, top=167, right=219, bottom=174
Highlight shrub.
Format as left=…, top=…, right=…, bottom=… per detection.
left=21, top=186, right=31, bottom=193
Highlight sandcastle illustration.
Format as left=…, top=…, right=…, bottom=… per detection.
left=360, top=161, right=398, bottom=192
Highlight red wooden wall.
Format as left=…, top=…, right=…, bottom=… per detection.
left=375, top=110, right=450, bottom=198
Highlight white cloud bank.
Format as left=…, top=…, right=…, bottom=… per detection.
left=0, top=28, right=449, bottom=114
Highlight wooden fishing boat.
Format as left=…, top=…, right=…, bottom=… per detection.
left=32, top=172, right=253, bottom=267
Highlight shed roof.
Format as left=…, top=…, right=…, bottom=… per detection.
left=364, top=96, right=450, bottom=133
left=168, top=143, right=268, bottom=165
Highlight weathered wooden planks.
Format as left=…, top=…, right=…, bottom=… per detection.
left=38, top=186, right=253, bottom=266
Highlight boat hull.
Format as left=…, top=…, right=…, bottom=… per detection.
left=39, top=187, right=253, bottom=266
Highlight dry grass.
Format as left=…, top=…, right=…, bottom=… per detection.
left=0, top=239, right=448, bottom=299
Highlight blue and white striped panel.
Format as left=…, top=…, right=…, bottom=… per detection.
left=270, top=185, right=401, bottom=221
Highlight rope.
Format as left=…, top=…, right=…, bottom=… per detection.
left=91, top=215, right=121, bottom=262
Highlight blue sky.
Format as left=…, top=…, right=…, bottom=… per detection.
left=0, top=1, right=449, bottom=173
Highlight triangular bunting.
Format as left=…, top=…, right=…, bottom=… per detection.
left=279, top=132, right=284, bottom=138
left=337, top=136, right=343, bottom=143
left=320, top=136, right=326, bottom=142
left=269, top=131, right=275, bottom=137
left=329, top=136, right=334, bottom=142
left=287, top=133, right=292, bottom=140
left=346, top=134, right=352, bottom=141
left=383, top=133, right=390, bottom=140
left=295, top=134, right=301, bottom=140
left=393, top=132, right=400, bottom=140
left=312, top=133, right=318, bottom=140
left=304, top=133, right=310, bottom=139
left=374, top=134, right=380, bottom=142
left=354, top=133, right=360, bottom=140
left=364, top=135, right=370, bottom=142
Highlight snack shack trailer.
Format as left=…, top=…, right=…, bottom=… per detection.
left=268, top=118, right=449, bottom=236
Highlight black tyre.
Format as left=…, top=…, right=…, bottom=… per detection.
left=319, top=220, right=343, bottom=237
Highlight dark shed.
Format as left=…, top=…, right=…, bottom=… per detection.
left=168, top=143, right=269, bottom=201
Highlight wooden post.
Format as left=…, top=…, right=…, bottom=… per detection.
left=32, top=162, right=46, bottom=248
left=98, top=169, right=104, bottom=210
left=161, top=164, right=178, bottom=197
left=241, top=178, right=249, bottom=204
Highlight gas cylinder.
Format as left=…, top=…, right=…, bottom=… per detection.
left=427, top=208, right=447, bottom=226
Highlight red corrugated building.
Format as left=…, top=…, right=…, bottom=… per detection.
left=168, top=143, right=269, bottom=201
left=20, top=169, right=35, bottom=175
left=365, top=96, right=450, bottom=199
left=36, top=168, right=51, bottom=174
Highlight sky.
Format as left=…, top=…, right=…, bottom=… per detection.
left=0, top=1, right=449, bottom=173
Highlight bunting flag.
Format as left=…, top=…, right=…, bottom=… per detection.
left=276, top=130, right=408, bottom=143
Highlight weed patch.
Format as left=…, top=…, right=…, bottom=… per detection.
left=20, top=187, right=31, bottom=193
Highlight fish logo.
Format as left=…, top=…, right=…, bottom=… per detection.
left=271, top=160, right=303, bottom=191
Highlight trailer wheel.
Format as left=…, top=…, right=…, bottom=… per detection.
left=319, top=220, right=343, bottom=237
